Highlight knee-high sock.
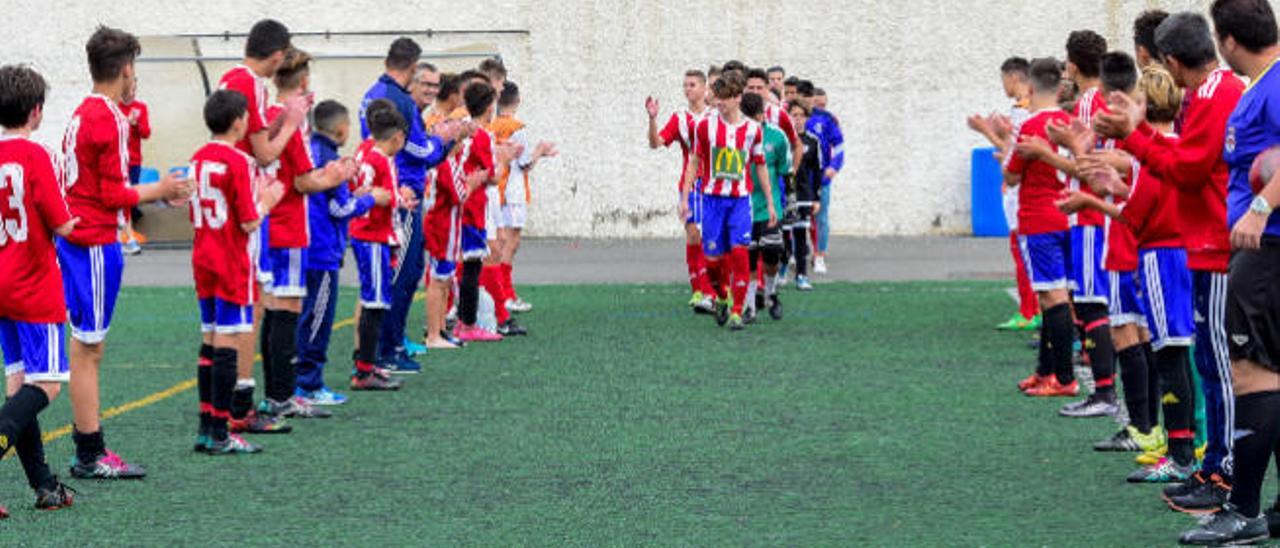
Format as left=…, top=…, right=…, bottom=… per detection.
left=1012, top=234, right=1038, bottom=320
left=1044, top=303, right=1075, bottom=385
left=0, top=385, right=49, bottom=455
left=501, top=262, right=519, bottom=301
left=357, top=308, right=385, bottom=368
left=706, top=258, right=728, bottom=301
left=1035, top=319, right=1052, bottom=378
left=686, top=244, right=709, bottom=295
left=1154, top=346, right=1196, bottom=466
left=268, top=310, right=299, bottom=402
left=1145, top=343, right=1161, bottom=427
left=259, top=309, right=276, bottom=400
left=1077, top=303, right=1115, bottom=396
left=15, top=416, right=52, bottom=490
left=1117, top=344, right=1152, bottom=433
left=481, top=265, right=510, bottom=324
left=211, top=347, right=237, bottom=441
left=791, top=228, right=810, bottom=277
left=1228, top=391, right=1280, bottom=518
left=458, top=260, right=482, bottom=326
left=729, top=247, right=751, bottom=315
left=198, top=343, right=213, bottom=431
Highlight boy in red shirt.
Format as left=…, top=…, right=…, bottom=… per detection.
left=349, top=99, right=409, bottom=390
left=188, top=89, right=285, bottom=454
left=0, top=64, right=79, bottom=516
left=424, top=144, right=487, bottom=349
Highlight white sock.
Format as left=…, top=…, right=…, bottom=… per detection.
left=765, top=274, right=777, bottom=297
left=746, top=279, right=758, bottom=312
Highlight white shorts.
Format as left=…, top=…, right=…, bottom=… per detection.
left=486, top=186, right=502, bottom=237
left=502, top=204, right=527, bottom=229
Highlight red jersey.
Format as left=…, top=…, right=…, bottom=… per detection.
left=424, top=153, right=466, bottom=261
left=1104, top=176, right=1139, bottom=272
left=350, top=140, right=399, bottom=245
left=1008, top=108, right=1072, bottom=235
left=263, top=104, right=314, bottom=249
left=0, top=136, right=73, bottom=324
left=693, top=115, right=766, bottom=198
left=764, top=103, right=799, bottom=146
left=460, top=127, right=494, bottom=229
left=61, top=94, right=139, bottom=246
left=217, top=65, right=270, bottom=158
left=188, top=141, right=260, bottom=305
left=1120, top=161, right=1182, bottom=249
left=117, top=99, right=150, bottom=168
left=1069, top=87, right=1110, bottom=228
left=1121, top=68, right=1243, bottom=272
left=658, top=108, right=709, bottom=190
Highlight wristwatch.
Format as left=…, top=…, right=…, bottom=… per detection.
left=1251, top=195, right=1273, bottom=216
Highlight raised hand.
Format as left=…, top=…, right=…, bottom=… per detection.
left=966, top=113, right=991, bottom=135
left=645, top=96, right=660, bottom=120
left=1094, top=91, right=1145, bottom=139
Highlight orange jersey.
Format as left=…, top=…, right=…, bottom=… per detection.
left=487, top=115, right=528, bottom=205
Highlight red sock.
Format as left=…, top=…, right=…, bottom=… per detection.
left=481, top=265, right=510, bottom=324
left=729, top=247, right=750, bottom=315
left=501, top=263, right=517, bottom=301
left=685, top=244, right=703, bottom=293
left=706, top=258, right=727, bottom=300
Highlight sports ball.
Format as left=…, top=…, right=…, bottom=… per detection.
left=1250, top=145, right=1280, bottom=193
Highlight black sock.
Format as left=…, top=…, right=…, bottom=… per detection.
left=1228, top=391, right=1280, bottom=517
left=198, top=343, right=213, bottom=434
left=1144, top=343, right=1160, bottom=425
left=0, top=384, right=49, bottom=454
left=459, top=260, right=482, bottom=326
left=268, top=310, right=299, bottom=402
left=72, top=428, right=105, bottom=465
left=1077, top=303, right=1116, bottom=397
left=15, top=417, right=53, bottom=490
left=231, top=384, right=254, bottom=421
left=260, top=309, right=276, bottom=401
left=211, top=347, right=238, bottom=442
left=791, top=228, right=809, bottom=277
left=1035, top=318, right=1052, bottom=377
left=1044, top=303, right=1075, bottom=385
left=1154, top=346, right=1195, bottom=466
left=1116, top=345, right=1152, bottom=433
left=358, top=308, right=385, bottom=366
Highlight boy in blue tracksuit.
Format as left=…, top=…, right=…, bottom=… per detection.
left=359, top=38, right=451, bottom=372
left=798, top=81, right=843, bottom=271
left=295, top=100, right=384, bottom=406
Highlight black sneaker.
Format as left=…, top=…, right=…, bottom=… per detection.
left=768, top=295, right=783, bottom=320
left=714, top=299, right=730, bottom=327
left=754, top=292, right=766, bottom=312
left=743, top=306, right=758, bottom=325
left=1165, top=472, right=1209, bottom=503
left=1093, top=428, right=1141, bottom=452
left=1166, top=473, right=1230, bottom=515
left=34, top=478, right=75, bottom=511
left=1178, top=505, right=1268, bottom=546
left=497, top=318, right=528, bottom=336
left=1265, top=502, right=1280, bottom=538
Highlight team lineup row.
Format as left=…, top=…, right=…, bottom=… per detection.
left=968, top=0, right=1280, bottom=544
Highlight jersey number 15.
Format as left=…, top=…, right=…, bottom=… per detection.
left=191, top=161, right=228, bottom=230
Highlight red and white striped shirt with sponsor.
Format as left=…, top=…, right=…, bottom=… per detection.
left=692, top=116, right=766, bottom=198
left=658, top=108, right=709, bottom=190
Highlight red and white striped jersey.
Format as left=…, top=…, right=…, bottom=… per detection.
left=764, top=103, right=799, bottom=146
left=692, top=116, right=765, bottom=198
left=658, top=107, right=710, bottom=190
left=424, top=153, right=465, bottom=261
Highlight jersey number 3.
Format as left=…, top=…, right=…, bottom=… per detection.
left=0, top=163, right=29, bottom=245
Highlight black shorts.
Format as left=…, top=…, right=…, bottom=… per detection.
left=750, top=221, right=784, bottom=252
left=1227, top=238, right=1280, bottom=371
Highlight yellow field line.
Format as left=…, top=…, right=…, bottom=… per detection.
left=35, top=292, right=425, bottom=445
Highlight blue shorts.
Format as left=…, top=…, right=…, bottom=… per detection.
left=1070, top=225, right=1109, bottom=304
left=1140, top=247, right=1195, bottom=350
left=0, top=319, right=69, bottom=383
left=460, top=225, right=489, bottom=261
left=1018, top=231, right=1071, bottom=292
left=198, top=298, right=254, bottom=335
left=56, top=239, right=124, bottom=344
left=257, top=222, right=273, bottom=291
left=352, top=240, right=392, bottom=309
left=684, top=182, right=704, bottom=225
left=268, top=247, right=307, bottom=298
left=700, top=194, right=752, bottom=258
left=429, top=257, right=457, bottom=282
left=1108, top=270, right=1147, bottom=327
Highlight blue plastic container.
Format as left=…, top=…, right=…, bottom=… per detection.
left=970, top=147, right=1009, bottom=237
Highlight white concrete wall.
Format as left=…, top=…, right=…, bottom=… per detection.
left=0, top=0, right=1232, bottom=238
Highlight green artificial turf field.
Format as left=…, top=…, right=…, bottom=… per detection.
left=0, top=281, right=1245, bottom=545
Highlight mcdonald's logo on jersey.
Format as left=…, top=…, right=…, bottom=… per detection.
left=710, top=146, right=745, bottom=181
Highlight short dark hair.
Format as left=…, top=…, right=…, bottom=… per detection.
left=1156, top=12, right=1220, bottom=69
left=711, top=74, right=744, bottom=99
left=684, top=69, right=706, bottom=83
left=313, top=99, right=349, bottom=135
left=783, top=76, right=800, bottom=87
left=86, top=26, right=141, bottom=83
left=708, top=64, right=723, bottom=78
left=740, top=92, right=764, bottom=118
left=1029, top=57, right=1063, bottom=94
left=464, top=81, right=496, bottom=117
left=498, top=81, right=519, bottom=108
left=204, top=89, right=248, bottom=135
left=0, top=65, right=46, bottom=129
left=1000, top=57, right=1030, bottom=77
left=722, top=60, right=748, bottom=73
left=478, top=58, right=507, bottom=80
left=767, top=66, right=785, bottom=76
left=787, top=101, right=810, bottom=117
left=437, top=73, right=462, bottom=102
left=245, top=19, right=290, bottom=60
left=1134, top=10, right=1171, bottom=57
left=796, top=80, right=815, bottom=97
left=814, top=88, right=827, bottom=97
left=1100, top=51, right=1138, bottom=93
left=1066, top=30, right=1108, bottom=78
left=745, top=67, right=769, bottom=83
left=365, top=98, right=407, bottom=141
left=458, top=69, right=487, bottom=86
left=385, top=37, right=422, bottom=71
left=1211, top=0, right=1279, bottom=52
left=273, top=48, right=311, bottom=90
